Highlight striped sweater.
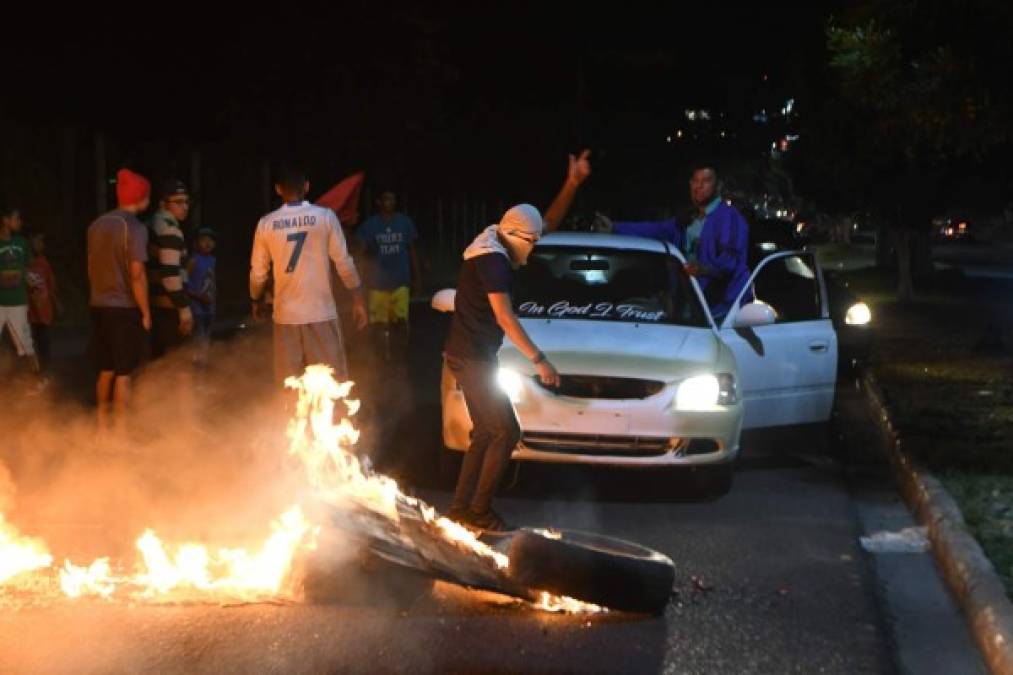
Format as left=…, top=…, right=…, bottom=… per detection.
left=147, top=211, right=190, bottom=311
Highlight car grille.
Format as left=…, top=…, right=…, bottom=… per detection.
left=534, top=375, right=665, bottom=399
left=520, top=432, right=675, bottom=457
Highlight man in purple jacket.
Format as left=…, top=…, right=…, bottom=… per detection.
left=608, top=164, right=751, bottom=321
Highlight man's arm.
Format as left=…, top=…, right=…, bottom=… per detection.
left=249, top=223, right=272, bottom=319
left=488, top=292, right=560, bottom=386
left=542, top=149, right=592, bottom=233
left=129, top=260, right=151, bottom=331
left=326, top=211, right=368, bottom=329
left=326, top=212, right=362, bottom=290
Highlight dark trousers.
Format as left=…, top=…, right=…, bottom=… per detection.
left=30, top=323, right=50, bottom=370
left=151, top=307, right=183, bottom=359
left=447, top=356, right=521, bottom=514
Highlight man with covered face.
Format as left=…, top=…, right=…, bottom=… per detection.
left=444, top=151, right=591, bottom=533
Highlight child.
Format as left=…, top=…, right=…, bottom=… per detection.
left=1, top=208, right=45, bottom=392
left=186, top=227, right=217, bottom=366
left=25, top=231, right=59, bottom=371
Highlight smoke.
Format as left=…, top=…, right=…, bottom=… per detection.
left=0, top=323, right=360, bottom=573
left=0, top=461, right=14, bottom=514
left=0, top=320, right=442, bottom=674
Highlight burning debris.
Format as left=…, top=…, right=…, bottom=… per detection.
left=283, top=366, right=605, bottom=613
left=2, top=366, right=648, bottom=613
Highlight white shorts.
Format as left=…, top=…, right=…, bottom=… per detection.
left=0, top=305, right=35, bottom=357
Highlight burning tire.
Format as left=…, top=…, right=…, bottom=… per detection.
left=507, top=528, right=675, bottom=614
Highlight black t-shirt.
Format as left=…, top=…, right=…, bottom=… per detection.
left=445, top=252, right=514, bottom=361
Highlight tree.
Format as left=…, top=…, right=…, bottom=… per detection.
left=793, top=1, right=1013, bottom=300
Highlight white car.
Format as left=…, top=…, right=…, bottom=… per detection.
left=432, top=232, right=838, bottom=493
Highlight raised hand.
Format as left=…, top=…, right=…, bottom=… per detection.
left=568, top=149, right=592, bottom=186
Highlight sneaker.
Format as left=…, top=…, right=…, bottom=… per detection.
left=465, top=509, right=512, bottom=534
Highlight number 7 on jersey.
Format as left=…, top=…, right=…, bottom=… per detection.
left=285, top=232, right=307, bottom=273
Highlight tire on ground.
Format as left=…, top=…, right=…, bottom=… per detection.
left=507, top=528, right=675, bottom=614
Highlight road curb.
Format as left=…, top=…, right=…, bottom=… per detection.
left=861, top=371, right=1013, bottom=674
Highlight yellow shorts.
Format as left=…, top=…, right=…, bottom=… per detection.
left=368, top=287, right=410, bottom=324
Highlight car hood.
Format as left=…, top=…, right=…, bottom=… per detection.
left=500, top=319, right=720, bottom=382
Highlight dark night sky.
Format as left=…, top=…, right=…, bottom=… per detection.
left=6, top=4, right=832, bottom=126
left=2, top=2, right=839, bottom=202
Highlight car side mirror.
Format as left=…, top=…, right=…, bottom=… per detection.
left=431, top=288, right=457, bottom=313
left=733, top=301, right=777, bottom=328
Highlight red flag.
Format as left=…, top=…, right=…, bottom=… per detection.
left=316, top=171, right=365, bottom=225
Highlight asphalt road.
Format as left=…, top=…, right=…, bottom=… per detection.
left=0, top=305, right=986, bottom=674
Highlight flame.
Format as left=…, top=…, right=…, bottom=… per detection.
left=285, top=365, right=601, bottom=612
left=432, top=515, right=509, bottom=570
left=60, top=559, right=116, bottom=599
left=536, top=591, right=605, bottom=614
left=0, top=513, right=53, bottom=586
left=285, top=368, right=512, bottom=572
left=60, top=505, right=317, bottom=601
left=131, top=504, right=316, bottom=598
left=3, top=365, right=604, bottom=613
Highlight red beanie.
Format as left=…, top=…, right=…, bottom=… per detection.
left=116, top=168, right=151, bottom=207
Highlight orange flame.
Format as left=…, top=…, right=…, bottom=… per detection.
left=286, top=365, right=601, bottom=612
left=285, top=367, right=513, bottom=572
left=0, top=513, right=53, bottom=587
left=536, top=591, right=605, bottom=614
left=3, top=365, right=603, bottom=613
left=59, top=559, right=116, bottom=599
left=60, top=506, right=316, bottom=601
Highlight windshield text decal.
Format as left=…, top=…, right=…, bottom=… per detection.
left=518, top=300, right=664, bottom=322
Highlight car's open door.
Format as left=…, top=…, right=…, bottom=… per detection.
left=719, top=251, right=837, bottom=429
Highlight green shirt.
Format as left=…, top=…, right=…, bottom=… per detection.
left=0, top=234, right=31, bottom=306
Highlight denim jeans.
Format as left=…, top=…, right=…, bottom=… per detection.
left=447, top=356, right=521, bottom=514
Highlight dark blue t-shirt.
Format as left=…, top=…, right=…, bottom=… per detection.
left=445, top=252, right=514, bottom=361
left=186, top=252, right=216, bottom=316
left=355, top=213, right=418, bottom=290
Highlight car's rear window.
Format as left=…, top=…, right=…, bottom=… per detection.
left=513, top=245, right=709, bottom=326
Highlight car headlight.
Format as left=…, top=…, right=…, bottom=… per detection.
left=497, top=368, right=524, bottom=403
left=675, top=373, right=737, bottom=411
left=845, top=302, right=871, bottom=326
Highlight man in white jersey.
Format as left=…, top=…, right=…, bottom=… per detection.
left=250, top=164, right=368, bottom=384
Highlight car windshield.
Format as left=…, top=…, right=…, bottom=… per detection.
left=513, top=245, right=709, bottom=327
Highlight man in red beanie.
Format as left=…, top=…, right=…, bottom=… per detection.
left=87, top=168, right=152, bottom=436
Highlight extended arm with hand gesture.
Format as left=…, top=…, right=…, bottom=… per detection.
left=543, top=149, right=592, bottom=233
left=568, top=149, right=592, bottom=188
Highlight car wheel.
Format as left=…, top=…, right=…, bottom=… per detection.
left=507, top=528, right=676, bottom=614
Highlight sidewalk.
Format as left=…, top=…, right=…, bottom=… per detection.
left=842, top=265, right=1013, bottom=596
